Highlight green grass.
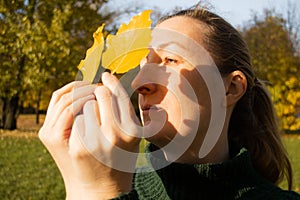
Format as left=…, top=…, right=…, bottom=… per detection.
left=0, top=132, right=65, bottom=200
left=280, top=135, right=300, bottom=192
left=0, top=130, right=299, bottom=199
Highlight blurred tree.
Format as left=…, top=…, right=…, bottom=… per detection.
left=285, top=0, right=300, bottom=56
left=0, top=0, right=114, bottom=129
left=242, top=8, right=300, bottom=132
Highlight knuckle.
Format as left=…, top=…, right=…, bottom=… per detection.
left=95, top=86, right=111, bottom=99
left=98, top=86, right=110, bottom=94
left=51, top=90, right=61, bottom=100
left=38, top=128, right=46, bottom=142
left=68, top=146, right=89, bottom=160
left=84, top=99, right=96, bottom=108
left=64, top=106, right=73, bottom=115
left=83, top=99, right=97, bottom=114
left=60, top=93, right=71, bottom=103
left=38, top=128, right=60, bottom=148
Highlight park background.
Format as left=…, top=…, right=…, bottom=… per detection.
left=1, top=0, right=300, bottom=199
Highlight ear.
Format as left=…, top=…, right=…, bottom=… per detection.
left=223, top=70, right=247, bottom=107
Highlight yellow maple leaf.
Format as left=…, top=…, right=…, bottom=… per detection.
left=77, top=10, right=152, bottom=82
left=102, top=10, right=152, bottom=74
left=77, top=24, right=105, bottom=83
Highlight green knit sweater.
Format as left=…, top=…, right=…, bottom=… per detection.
left=115, top=144, right=300, bottom=200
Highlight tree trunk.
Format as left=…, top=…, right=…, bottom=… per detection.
left=35, top=89, right=41, bottom=125
left=0, top=98, right=6, bottom=128
left=3, top=95, right=19, bottom=130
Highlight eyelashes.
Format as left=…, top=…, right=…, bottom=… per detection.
left=141, top=52, right=181, bottom=67
left=163, top=57, right=178, bottom=65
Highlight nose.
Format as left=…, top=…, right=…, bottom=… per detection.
left=135, top=83, right=156, bottom=95
left=131, top=48, right=160, bottom=95
left=131, top=73, right=157, bottom=95
left=147, top=48, right=162, bottom=64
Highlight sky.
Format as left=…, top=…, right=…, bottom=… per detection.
left=141, top=0, right=296, bottom=27
left=103, top=0, right=299, bottom=28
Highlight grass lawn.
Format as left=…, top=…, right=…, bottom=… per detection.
left=0, top=131, right=65, bottom=199
left=0, top=115, right=65, bottom=199
left=0, top=115, right=299, bottom=199
left=280, top=134, right=300, bottom=192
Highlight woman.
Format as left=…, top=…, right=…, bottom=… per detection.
left=39, top=6, right=300, bottom=200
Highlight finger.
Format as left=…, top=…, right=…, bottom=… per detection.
left=83, top=99, right=101, bottom=126
left=49, top=84, right=97, bottom=124
left=55, top=84, right=97, bottom=113
left=55, top=94, right=95, bottom=132
left=45, top=82, right=94, bottom=124
left=48, top=81, right=90, bottom=110
left=82, top=100, right=103, bottom=153
left=69, top=114, right=86, bottom=157
left=69, top=115, right=103, bottom=184
left=94, top=85, right=115, bottom=125
left=39, top=94, right=95, bottom=150
left=101, top=72, right=137, bottom=124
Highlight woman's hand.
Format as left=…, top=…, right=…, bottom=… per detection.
left=39, top=81, right=96, bottom=199
left=68, top=72, right=141, bottom=199
left=39, top=73, right=141, bottom=200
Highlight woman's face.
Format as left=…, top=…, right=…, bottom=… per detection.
left=131, top=16, right=226, bottom=162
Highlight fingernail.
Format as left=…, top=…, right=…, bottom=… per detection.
left=102, top=72, right=110, bottom=80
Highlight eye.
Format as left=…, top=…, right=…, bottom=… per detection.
left=164, top=57, right=178, bottom=65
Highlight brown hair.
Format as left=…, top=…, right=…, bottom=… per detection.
left=160, top=6, right=293, bottom=189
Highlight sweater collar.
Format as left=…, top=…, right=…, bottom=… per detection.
left=145, top=143, right=262, bottom=184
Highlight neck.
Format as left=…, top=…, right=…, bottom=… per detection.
left=199, top=109, right=231, bottom=164
left=199, top=130, right=230, bottom=163
left=176, top=112, right=231, bottom=164
left=162, top=131, right=230, bottom=164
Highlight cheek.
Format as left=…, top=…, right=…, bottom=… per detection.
left=161, top=92, right=182, bottom=128
left=144, top=91, right=181, bottom=147
left=178, top=67, right=212, bottom=139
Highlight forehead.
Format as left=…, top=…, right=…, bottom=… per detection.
left=155, top=16, right=204, bottom=45
left=151, top=16, right=213, bottom=67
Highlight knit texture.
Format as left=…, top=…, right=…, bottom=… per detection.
left=114, top=144, right=300, bottom=200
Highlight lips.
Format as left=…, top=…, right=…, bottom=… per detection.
left=141, top=104, right=151, bottom=116
left=141, top=104, right=160, bottom=116
left=141, top=104, right=151, bottom=111
left=140, top=104, right=167, bottom=128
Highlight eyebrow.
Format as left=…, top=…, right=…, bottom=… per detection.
left=150, top=41, right=188, bottom=53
